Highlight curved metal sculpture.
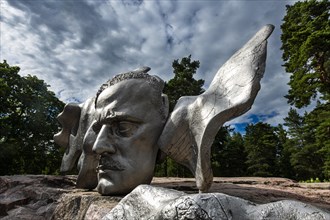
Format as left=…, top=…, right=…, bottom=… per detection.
left=106, top=185, right=330, bottom=219
left=54, top=24, right=274, bottom=194
left=158, top=24, right=274, bottom=192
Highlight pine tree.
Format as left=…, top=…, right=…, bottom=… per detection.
left=275, top=125, right=295, bottom=179
left=212, top=128, right=247, bottom=177
left=281, top=0, right=330, bottom=181
left=281, top=0, right=330, bottom=108
left=244, top=122, right=279, bottom=177
left=304, top=103, right=330, bottom=180
left=283, top=108, right=324, bottom=180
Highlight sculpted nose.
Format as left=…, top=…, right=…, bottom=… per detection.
left=92, top=125, right=116, bottom=154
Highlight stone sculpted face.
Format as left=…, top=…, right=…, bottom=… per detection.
left=91, top=78, right=165, bottom=195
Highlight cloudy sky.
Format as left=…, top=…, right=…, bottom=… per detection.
left=1, top=0, right=304, bottom=132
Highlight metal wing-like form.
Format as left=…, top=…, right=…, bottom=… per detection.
left=158, top=25, right=275, bottom=192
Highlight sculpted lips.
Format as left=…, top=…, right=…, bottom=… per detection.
left=97, top=154, right=125, bottom=172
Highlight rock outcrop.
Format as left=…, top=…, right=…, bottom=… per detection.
left=1, top=175, right=329, bottom=219
left=51, top=191, right=121, bottom=220
left=0, top=175, right=123, bottom=220
left=0, top=175, right=73, bottom=219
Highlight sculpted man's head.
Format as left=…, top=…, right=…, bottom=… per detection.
left=91, top=69, right=168, bottom=195
left=55, top=25, right=274, bottom=195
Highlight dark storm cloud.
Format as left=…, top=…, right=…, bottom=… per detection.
left=8, top=0, right=111, bottom=48
left=1, top=0, right=300, bottom=127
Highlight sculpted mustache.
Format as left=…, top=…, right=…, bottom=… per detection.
left=97, top=155, right=125, bottom=171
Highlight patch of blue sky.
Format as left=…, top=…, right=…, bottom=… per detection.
left=232, top=111, right=279, bottom=134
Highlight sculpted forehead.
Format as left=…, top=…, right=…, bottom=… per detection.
left=96, top=79, right=162, bottom=120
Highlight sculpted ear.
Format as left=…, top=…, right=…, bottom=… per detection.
left=158, top=25, right=275, bottom=192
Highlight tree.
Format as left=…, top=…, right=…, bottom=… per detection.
left=275, top=124, right=295, bottom=179
left=244, top=122, right=279, bottom=177
left=281, top=0, right=330, bottom=181
left=283, top=108, right=324, bottom=180
left=281, top=0, right=330, bottom=108
left=304, top=103, right=330, bottom=179
left=155, top=55, right=204, bottom=177
left=283, top=108, right=305, bottom=147
left=0, top=61, right=64, bottom=175
left=211, top=128, right=247, bottom=177
left=164, top=55, right=204, bottom=111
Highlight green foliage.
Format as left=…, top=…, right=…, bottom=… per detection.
left=281, top=0, right=330, bottom=108
left=211, top=127, right=247, bottom=177
left=275, top=124, right=295, bottom=178
left=300, top=177, right=322, bottom=183
left=280, top=0, right=330, bottom=182
left=305, top=103, right=330, bottom=179
left=244, top=122, right=280, bottom=177
left=164, top=55, right=204, bottom=111
left=0, top=60, right=65, bottom=175
left=283, top=107, right=326, bottom=180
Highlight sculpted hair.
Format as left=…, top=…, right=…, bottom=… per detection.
left=95, top=67, right=168, bottom=122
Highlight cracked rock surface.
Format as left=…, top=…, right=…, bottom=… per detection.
left=0, top=175, right=329, bottom=219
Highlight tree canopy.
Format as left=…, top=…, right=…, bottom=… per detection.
left=281, top=0, right=330, bottom=108
left=211, top=127, right=247, bottom=177
left=244, top=122, right=280, bottom=177
left=0, top=61, right=64, bottom=175
left=163, top=55, right=205, bottom=112
left=280, top=0, right=330, bottom=180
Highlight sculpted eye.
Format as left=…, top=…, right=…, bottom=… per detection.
left=92, top=121, right=102, bottom=133
left=115, top=121, right=139, bottom=137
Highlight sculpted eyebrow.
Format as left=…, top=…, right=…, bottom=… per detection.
left=99, top=114, right=143, bottom=124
